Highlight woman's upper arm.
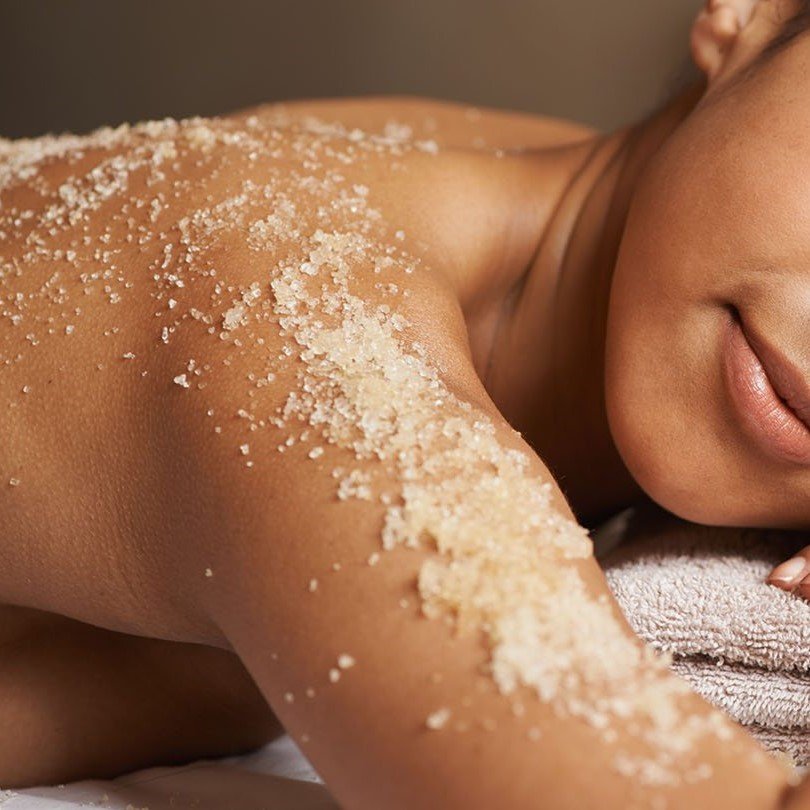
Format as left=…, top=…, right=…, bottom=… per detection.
left=174, top=256, right=790, bottom=810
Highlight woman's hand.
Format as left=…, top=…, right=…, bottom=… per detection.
left=768, top=547, right=810, bottom=599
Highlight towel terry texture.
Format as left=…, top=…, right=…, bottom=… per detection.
left=600, top=509, right=809, bottom=768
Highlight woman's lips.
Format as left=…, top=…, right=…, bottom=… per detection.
left=722, top=312, right=810, bottom=465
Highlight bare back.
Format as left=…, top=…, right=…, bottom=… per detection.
left=0, top=98, right=582, bottom=641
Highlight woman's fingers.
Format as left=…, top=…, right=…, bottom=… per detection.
left=767, top=546, right=810, bottom=598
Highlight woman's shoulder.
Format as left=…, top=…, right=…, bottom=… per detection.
left=231, top=95, right=598, bottom=151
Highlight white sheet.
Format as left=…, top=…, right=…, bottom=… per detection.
left=1, top=735, right=337, bottom=809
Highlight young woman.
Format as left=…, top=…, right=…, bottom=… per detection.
left=0, top=0, right=807, bottom=807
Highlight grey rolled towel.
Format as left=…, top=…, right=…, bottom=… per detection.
left=598, top=506, right=810, bottom=767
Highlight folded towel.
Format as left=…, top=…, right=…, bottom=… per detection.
left=599, top=506, right=810, bottom=768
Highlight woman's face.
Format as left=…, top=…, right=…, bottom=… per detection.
left=605, top=44, right=810, bottom=529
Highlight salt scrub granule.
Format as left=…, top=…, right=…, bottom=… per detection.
left=337, top=653, right=356, bottom=669
left=425, top=708, right=451, bottom=730
left=337, top=468, right=373, bottom=500
left=204, top=567, right=213, bottom=578
left=328, top=668, right=341, bottom=684
left=173, top=373, right=190, bottom=388
left=308, top=578, right=319, bottom=593
left=222, top=302, right=246, bottom=331
left=8, top=478, right=20, bottom=487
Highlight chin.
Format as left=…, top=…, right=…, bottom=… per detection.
left=627, top=462, right=735, bottom=527
left=622, top=447, right=791, bottom=530
left=641, top=483, right=746, bottom=529
left=607, top=411, right=748, bottom=529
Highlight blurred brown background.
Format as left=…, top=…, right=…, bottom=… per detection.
left=0, top=0, right=703, bottom=139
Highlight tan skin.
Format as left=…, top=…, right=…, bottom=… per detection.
left=0, top=0, right=808, bottom=806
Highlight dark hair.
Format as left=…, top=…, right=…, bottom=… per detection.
left=725, top=2, right=810, bottom=89
left=764, top=2, right=810, bottom=57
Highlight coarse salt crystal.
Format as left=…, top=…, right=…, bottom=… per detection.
left=425, top=708, right=451, bottom=730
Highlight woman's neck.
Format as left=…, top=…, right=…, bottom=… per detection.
left=487, top=83, right=705, bottom=526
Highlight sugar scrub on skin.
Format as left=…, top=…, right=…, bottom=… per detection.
left=0, top=110, right=741, bottom=791
left=265, top=208, right=735, bottom=790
